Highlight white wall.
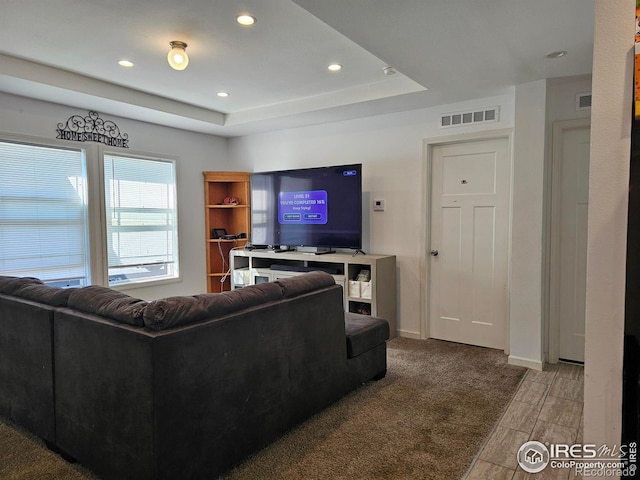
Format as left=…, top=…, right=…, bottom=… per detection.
left=583, top=0, right=633, bottom=454
left=228, top=94, right=515, bottom=338
left=508, top=80, right=548, bottom=369
left=507, top=75, right=593, bottom=369
left=0, top=92, right=229, bottom=299
left=543, top=75, right=592, bottom=361
left=546, top=75, right=593, bottom=126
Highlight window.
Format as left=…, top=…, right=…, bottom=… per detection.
left=0, top=140, right=89, bottom=286
left=103, top=154, right=179, bottom=286
left=0, top=140, right=180, bottom=289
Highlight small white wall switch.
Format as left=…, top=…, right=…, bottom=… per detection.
left=373, top=199, right=385, bottom=211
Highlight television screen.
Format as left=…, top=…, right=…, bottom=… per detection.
left=250, top=164, right=362, bottom=250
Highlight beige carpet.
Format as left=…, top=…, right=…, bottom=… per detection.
left=0, top=337, right=526, bottom=480
left=0, top=421, right=98, bottom=480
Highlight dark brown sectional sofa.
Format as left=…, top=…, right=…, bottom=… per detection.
left=0, top=272, right=389, bottom=480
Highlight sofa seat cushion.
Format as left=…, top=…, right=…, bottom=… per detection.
left=14, top=284, right=75, bottom=307
left=143, top=282, right=283, bottom=331
left=0, top=276, right=43, bottom=295
left=345, top=312, right=390, bottom=358
left=274, top=271, right=336, bottom=298
left=67, top=286, right=147, bottom=327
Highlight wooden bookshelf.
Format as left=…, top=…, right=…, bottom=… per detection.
left=203, top=171, right=250, bottom=292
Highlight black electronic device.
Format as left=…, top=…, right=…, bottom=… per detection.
left=219, top=232, right=246, bottom=240
left=211, top=228, right=227, bottom=239
left=244, top=244, right=268, bottom=251
left=250, top=164, right=362, bottom=250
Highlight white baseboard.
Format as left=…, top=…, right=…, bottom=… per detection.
left=508, top=355, right=544, bottom=371
left=395, top=329, right=422, bottom=340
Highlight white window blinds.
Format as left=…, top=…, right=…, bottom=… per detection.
left=103, top=154, right=179, bottom=286
left=0, top=140, right=89, bottom=286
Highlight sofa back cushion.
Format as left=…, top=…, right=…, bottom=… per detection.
left=0, top=276, right=43, bottom=295
left=274, top=271, right=337, bottom=298
left=143, top=282, right=282, bottom=331
left=67, top=286, right=147, bottom=327
left=13, top=284, right=75, bottom=307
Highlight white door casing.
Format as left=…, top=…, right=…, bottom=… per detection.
left=549, top=119, right=590, bottom=363
left=428, top=136, right=511, bottom=350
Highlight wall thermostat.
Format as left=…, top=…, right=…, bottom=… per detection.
left=373, top=199, right=385, bottom=211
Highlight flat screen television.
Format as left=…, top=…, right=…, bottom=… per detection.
left=250, top=164, right=362, bottom=251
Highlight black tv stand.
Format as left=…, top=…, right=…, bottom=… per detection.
left=352, top=249, right=366, bottom=256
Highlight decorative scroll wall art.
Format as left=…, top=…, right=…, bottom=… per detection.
left=56, top=111, right=129, bottom=148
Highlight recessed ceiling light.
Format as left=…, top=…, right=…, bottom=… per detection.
left=546, top=50, right=567, bottom=59
left=328, top=63, right=342, bottom=72
left=236, top=15, right=256, bottom=26
left=383, top=66, right=396, bottom=76
left=118, top=60, right=134, bottom=67
left=217, top=92, right=229, bottom=98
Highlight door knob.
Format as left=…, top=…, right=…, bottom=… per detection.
left=430, top=249, right=439, bottom=257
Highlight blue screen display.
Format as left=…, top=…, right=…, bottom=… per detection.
left=279, top=190, right=328, bottom=225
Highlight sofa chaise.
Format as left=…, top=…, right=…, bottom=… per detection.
left=0, top=271, right=389, bottom=480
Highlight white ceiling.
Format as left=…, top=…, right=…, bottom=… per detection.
left=0, top=0, right=594, bottom=137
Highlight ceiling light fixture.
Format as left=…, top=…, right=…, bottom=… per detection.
left=217, top=92, right=229, bottom=98
left=545, top=50, right=567, bottom=59
left=167, top=41, right=189, bottom=70
left=236, top=15, right=256, bottom=26
left=118, top=60, right=134, bottom=67
left=383, top=66, right=396, bottom=76
left=328, top=63, right=342, bottom=72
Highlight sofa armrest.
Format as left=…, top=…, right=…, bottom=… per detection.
left=345, top=312, right=390, bottom=358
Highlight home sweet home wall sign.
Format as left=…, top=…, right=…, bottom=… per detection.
left=56, top=111, right=129, bottom=148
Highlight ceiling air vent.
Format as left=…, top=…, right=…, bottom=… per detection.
left=576, top=93, right=592, bottom=111
left=440, top=106, right=499, bottom=128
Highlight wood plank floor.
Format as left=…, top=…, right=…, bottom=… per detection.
left=465, top=363, right=584, bottom=480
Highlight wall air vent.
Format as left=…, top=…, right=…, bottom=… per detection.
left=439, top=106, right=500, bottom=129
left=576, top=93, right=592, bottom=111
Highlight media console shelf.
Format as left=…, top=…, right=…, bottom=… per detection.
left=230, top=249, right=397, bottom=337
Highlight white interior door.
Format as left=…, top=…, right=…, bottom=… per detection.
left=552, top=121, right=590, bottom=363
left=429, top=137, right=510, bottom=350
